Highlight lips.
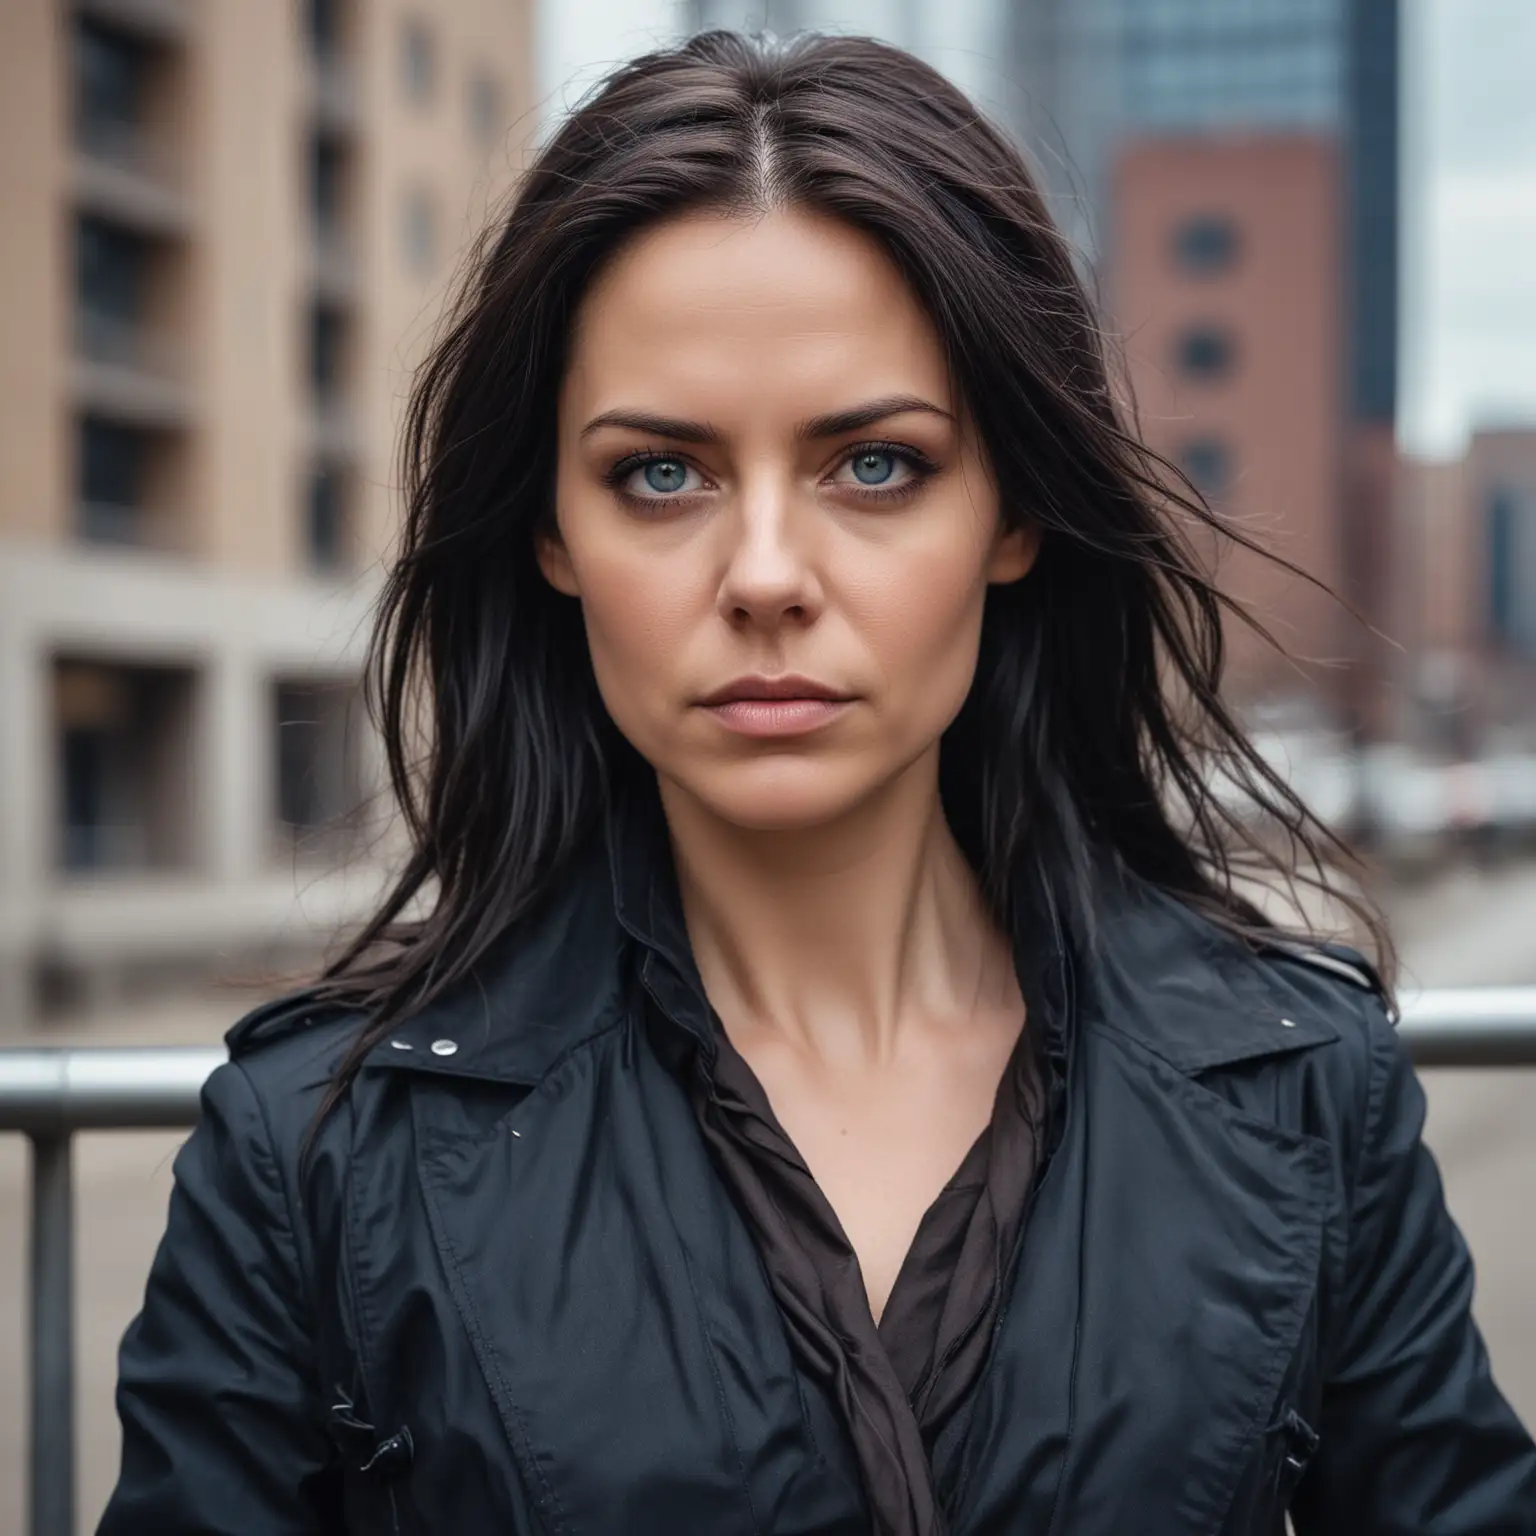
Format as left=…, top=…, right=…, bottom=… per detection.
left=696, top=675, right=856, bottom=739
left=698, top=674, right=853, bottom=706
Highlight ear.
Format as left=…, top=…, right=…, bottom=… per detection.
left=986, top=520, right=1042, bottom=586
left=536, top=530, right=581, bottom=597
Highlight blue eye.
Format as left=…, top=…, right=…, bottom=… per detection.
left=830, top=444, right=933, bottom=500
left=851, top=451, right=896, bottom=486
left=642, top=459, right=688, bottom=493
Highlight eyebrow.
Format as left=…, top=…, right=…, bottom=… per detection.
left=801, top=395, right=955, bottom=440
left=578, top=393, right=954, bottom=444
left=579, top=409, right=721, bottom=445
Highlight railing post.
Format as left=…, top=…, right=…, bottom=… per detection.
left=28, top=1131, right=75, bottom=1536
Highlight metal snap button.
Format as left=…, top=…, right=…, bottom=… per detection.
left=430, top=1039, right=459, bottom=1056
left=1280, top=1018, right=1297, bottom=1029
left=389, top=1040, right=414, bottom=1051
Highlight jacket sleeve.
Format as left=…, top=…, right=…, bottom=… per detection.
left=97, top=1059, right=340, bottom=1535
left=1294, top=1000, right=1536, bottom=1534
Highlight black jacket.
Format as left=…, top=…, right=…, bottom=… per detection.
left=99, top=821, right=1536, bottom=1535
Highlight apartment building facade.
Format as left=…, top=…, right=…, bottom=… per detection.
left=0, top=0, right=532, bottom=1023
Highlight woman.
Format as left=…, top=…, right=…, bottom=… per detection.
left=100, top=30, right=1535, bottom=1536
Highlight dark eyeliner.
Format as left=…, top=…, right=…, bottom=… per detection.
left=600, top=448, right=709, bottom=511
left=835, top=440, right=940, bottom=504
left=843, top=439, right=940, bottom=472
left=600, top=448, right=691, bottom=489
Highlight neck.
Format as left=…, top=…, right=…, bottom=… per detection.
left=657, top=753, right=1019, bottom=1067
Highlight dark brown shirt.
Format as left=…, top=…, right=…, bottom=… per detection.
left=686, top=1013, right=1047, bottom=1536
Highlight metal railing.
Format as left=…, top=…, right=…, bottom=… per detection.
left=2, top=1045, right=221, bottom=1536
left=3, top=992, right=1536, bottom=1536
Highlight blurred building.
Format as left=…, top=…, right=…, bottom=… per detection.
left=1009, top=0, right=1400, bottom=725
left=1399, top=428, right=1536, bottom=753
left=0, top=0, right=532, bottom=1024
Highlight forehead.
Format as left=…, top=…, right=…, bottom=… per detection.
left=561, top=207, right=953, bottom=418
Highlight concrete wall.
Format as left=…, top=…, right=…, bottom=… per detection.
left=0, top=0, right=67, bottom=547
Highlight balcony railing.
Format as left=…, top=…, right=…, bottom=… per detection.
left=72, top=123, right=191, bottom=237
left=74, top=308, right=183, bottom=377
left=73, top=498, right=188, bottom=554
left=309, top=393, right=364, bottom=464
left=72, top=309, right=193, bottom=429
left=76, top=119, right=182, bottom=187
left=3, top=990, right=1536, bottom=1536
left=306, top=53, right=360, bottom=136
left=309, top=223, right=358, bottom=305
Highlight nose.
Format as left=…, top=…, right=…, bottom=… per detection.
left=715, top=472, right=824, bottom=629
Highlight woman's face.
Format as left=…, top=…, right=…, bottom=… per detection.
left=544, top=206, right=1038, bottom=832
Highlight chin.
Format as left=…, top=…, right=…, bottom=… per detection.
left=677, top=757, right=879, bottom=834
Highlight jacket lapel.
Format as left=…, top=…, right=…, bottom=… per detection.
left=952, top=866, right=1342, bottom=1535
left=407, top=1015, right=867, bottom=1534
left=951, top=1016, right=1331, bottom=1534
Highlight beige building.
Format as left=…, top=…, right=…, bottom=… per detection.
left=0, top=0, right=533, bottom=1023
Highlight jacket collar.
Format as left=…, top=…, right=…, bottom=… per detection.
left=337, top=775, right=1358, bottom=1088
left=354, top=774, right=716, bottom=1085
left=351, top=833, right=631, bottom=1085
left=605, top=772, right=720, bottom=1062
left=1077, top=857, right=1348, bottom=1073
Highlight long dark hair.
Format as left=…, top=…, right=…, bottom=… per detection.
left=314, top=28, right=1390, bottom=1099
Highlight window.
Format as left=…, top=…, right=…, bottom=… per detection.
left=309, top=304, right=347, bottom=398
left=1172, top=214, right=1240, bottom=276
left=55, top=660, right=197, bottom=872
left=468, top=71, right=503, bottom=149
left=77, top=417, right=147, bottom=543
left=1487, top=484, right=1536, bottom=655
left=274, top=679, right=361, bottom=850
left=1174, top=323, right=1238, bottom=381
left=401, top=186, right=437, bottom=277
left=61, top=723, right=113, bottom=870
left=306, top=466, right=349, bottom=571
left=76, top=215, right=147, bottom=335
left=74, top=18, right=147, bottom=155
left=401, top=17, right=435, bottom=106
left=1179, top=438, right=1234, bottom=502
left=310, top=137, right=346, bottom=237
left=308, top=0, right=341, bottom=62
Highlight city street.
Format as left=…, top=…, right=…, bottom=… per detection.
left=1, top=859, right=1534, bottom=1534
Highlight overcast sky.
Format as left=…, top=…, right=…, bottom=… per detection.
left=1401, top=0, right=1536, bottom=456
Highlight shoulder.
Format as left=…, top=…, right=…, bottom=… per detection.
left=1082, top=897, right=1419, bottom=1258
left=226, top=986, right=364, bottom=1082
left=206, top=988, right=368, bottom=1173
left=1252, top=938, right=1402, bottom=1151
left=1083, top=859, right=1402, bottom=1150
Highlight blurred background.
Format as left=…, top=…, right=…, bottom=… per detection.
left=0, top=0, right=1533, bottom=1529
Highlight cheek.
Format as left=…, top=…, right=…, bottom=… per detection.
left=560, top=535, right=707, bottom=741
left=841, top=533, right=991, bottom=718
left=582, top=559, right=691, bottom=662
